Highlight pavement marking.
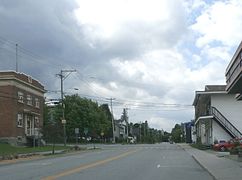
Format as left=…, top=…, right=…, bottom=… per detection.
left=41, top=162, right=53, bottom=166
left=42, top=149, right=138, bottom=180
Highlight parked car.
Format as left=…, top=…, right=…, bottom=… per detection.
left=213, top=140, right=227, bottom=151
left=213, top=138, right=242, bottom=151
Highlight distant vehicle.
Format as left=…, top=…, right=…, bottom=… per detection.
left=213, top=139, right=242, bottom=151
left=128, top=136, right=136, bottom=144
left=45, top=100, right=60, bottom=107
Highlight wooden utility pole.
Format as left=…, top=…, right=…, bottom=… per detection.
left=107, top=98, right=116, bottom=143
left=56, top=69, right=76, bottom=146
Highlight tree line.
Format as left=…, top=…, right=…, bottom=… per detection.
left=43, top=94, right=169, bottom=144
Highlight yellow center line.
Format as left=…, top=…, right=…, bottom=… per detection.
left=42, top=149, right=138, bottom=180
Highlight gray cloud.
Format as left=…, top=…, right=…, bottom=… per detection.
left=1, top=0, right=231, bottom=131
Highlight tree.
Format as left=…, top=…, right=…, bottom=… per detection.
left=62, top=95, right=112, bottom=142
left=42, top=104, right=63, bottom=153
left=99, top=104, right=113, bottom=140
left=171, top=124, right=183, bottom=143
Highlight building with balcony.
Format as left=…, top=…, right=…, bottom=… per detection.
left=226, top=41, right=242, bottom=100
left=0, top=71, right=45, bottom=146
left=193, top=85, right=242, bottom=145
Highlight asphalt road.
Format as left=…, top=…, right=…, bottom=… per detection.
left=0, top=143, right=214, bottom=180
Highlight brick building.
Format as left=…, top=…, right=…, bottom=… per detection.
left=0, top=71, right=45, bottom=145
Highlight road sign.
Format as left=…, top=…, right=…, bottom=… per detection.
left=61, top=119, right=66, bottom=124
left=75, top=128, right=79, bottom=134
left=84, top=128, right=88, bottom=135
left=101, top=132, right=104, bottom=136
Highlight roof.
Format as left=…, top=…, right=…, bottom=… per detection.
left=205, top=85, right=226, bottom=91
left=226, top=41, right=242, bottom=74
left=193, top=85, right=227, bottom=106
left=0, top=71, right=46, bottom=93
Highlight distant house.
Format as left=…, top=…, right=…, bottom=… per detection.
left=181, top=121, right=195, bottom=143
left=193, top=85, right=242, bottom=145
left=0, top=71, right=45, bottom=146
left=114, top=119, right=128, bottom=140
left=225, top=41, right=242, bottom=100
left=113, top=108, right=129, bottom=141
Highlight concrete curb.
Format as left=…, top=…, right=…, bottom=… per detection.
left=178, top=144, right=242, bottom=180
left=191, top=154, right=217, bottom=180
left=178, top=144, right=217, bottom=180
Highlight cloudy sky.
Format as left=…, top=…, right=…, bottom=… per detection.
left=1, top=0, right=242, bottom=132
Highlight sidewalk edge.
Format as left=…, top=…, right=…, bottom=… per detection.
left=191, top=154, right=217, bottom=180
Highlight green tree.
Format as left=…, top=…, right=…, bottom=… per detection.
left=42, top=104, right=63, bottom=153
left=62, top=95, right=112, bottom=142
left=171, top=124, right=183, bottom=143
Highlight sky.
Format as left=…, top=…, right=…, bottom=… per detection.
left=0, top=0, right=242, bottom=132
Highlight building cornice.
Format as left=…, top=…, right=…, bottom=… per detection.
left=0, top=75, right=46, bottom=94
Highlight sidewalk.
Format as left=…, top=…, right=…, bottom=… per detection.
left=179, top=144, right=242, bottom=180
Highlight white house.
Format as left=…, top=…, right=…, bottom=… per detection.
left=193, top=85, right=242, bottom=145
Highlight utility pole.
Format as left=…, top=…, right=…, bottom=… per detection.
left=123, top=108, right=129, bottom=138
left=16, top=44, right=18, bottom=72
left=140, top=121, right=142, bottom=143
left=107, top=98, right=116, bottom=143
left=57, top=69, right=76, bottom=146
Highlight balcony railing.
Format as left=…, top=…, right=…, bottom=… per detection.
left=211, top=107, right=242, bottom=138
left=226, top=52, right=242, bottom=91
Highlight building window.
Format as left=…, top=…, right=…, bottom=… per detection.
left=35, top=116, right=39, bottom=127
left=18, top=91, right=24, bottom=103
left=27, top=95, right=32, bottom=106
left=17, top=113, right=23, bottom=127
left=35, top=98, right=40, bottom=108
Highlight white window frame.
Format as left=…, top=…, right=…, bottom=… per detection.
left=35, top=116, right=39, bottom=126
left=18, top=92, right=24, bottom=103
left=35, top=98, right=40, bottom=108
left=27, top=95, right=32, bottom=106
left=17, top=113, right=23, bottom=127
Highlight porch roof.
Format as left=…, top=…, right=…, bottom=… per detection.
left=193, top=89, right=227, bottom=106
left=195, top=115, right=214, bottom=125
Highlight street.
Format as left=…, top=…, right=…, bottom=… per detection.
left=0, top=143, right=214, bottom=180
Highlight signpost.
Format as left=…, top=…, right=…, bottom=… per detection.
left=61, top=119, right=66, bottom=146
left=75, top=128, right=79, bottom=145
left=101, top=132, right=104, bottom=143
left=84, top=128, right=88, bottom=144
left=84, top=128, right=88, bottom=136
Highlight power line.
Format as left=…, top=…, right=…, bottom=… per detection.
left=0, top=36, right=67, bottom=70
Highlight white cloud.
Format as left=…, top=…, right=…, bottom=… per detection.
left=191, top=0, right=242, bottom=47
left=201, top=45, right=231, bottom=62
left=149, top=117, right=176, bottom=132
left=74, top=0, right=187, bottom=52
left=75, top=0, right=174, bottom=38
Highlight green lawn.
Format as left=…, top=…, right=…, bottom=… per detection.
left=0, top=143, right=69, bottom=156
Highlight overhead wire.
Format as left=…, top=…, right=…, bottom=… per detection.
left=0, top=36, right=194, bottom=112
